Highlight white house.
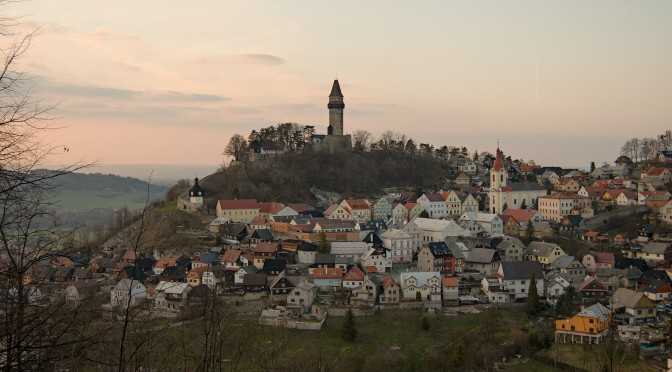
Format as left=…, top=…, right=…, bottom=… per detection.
left=459, top=212, right=503, bottom=237
left=417, top=193, right=447, bottom=218
left=399, top=271, right=441, bottom=302
left=497, top=261, right=544, bottom=301
left=379, top=228, right=413, bottom=263
left=361, top=247, right=392, bottom=274
left=110, top=279, right=147, bottom=308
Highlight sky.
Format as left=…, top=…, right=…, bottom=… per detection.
left=6, top=1, right=672, bottom=169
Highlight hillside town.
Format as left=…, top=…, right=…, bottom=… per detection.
left=24, top=133, right=672, bottom=367
left=14, top=80, right=672, bottom=370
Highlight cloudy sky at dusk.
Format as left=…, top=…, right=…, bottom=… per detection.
left=7, top=1, right=672, bottom=168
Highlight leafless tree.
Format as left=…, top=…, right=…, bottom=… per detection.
left=224, top=133, right=249, bottom=162
left=351, top=130, right=372, bottom=152
left=0, top=3, right=93, bottom=369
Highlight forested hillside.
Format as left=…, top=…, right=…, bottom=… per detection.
left=201, top=149, right=453, bottom=204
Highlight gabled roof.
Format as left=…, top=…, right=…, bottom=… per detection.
left=313, top=267, right=343, bottom=279
left=343, top=265, right=366, bottom=281
left=644, top=279, right=672, bottom=294
left=550, top=255, right=581, bottom=269
left=576, top=303, right=611, bottom=323
left=612, top=288, right=654, bottom=309
left=642, top=242, right=670, bottom=254
left=217, top=199, right=259, bottom=210
left=261, top=259, right=286, bottom=273
left=526, top=241, right=562, bottom=258
left=382, top=275, right=398, bottom=288
left=427, top=242, right=454, bottom=258
left=258, top=202, right=287, bottom=215
left=589, top=252, right=615, bottom=266
left=221, top=249, right=241, bottom=263
left=578, top=277, right=608, bottom=292
left=466, top=248, right=500, bottom=264
left=342, top=199, right=370, bottom=210
left=250, top=229, right=274, bottom=241
left=254, top=242, right=279, bottom=254
left=501, top=209, right=539, bottom=223
left=422, top=193, right=445, bottom=202
left=242, top=273, right=267, bottom=286
left=500, top=261, right=543, bottom=280
left=442, top=277, right=459, bottom=287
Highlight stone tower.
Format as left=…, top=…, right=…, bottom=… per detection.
left=328, top=79, right=344, bottom=136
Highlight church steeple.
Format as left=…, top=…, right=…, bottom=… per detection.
left=327, top=79, right=345, bottom=136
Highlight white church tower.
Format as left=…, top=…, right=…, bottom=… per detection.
left=490, top=146, right=507, bottom=214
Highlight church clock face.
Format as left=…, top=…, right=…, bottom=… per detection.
left=198, top=192, right=202, bottom=196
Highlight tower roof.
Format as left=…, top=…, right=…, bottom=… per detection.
left=492, top=147, right=505, bottom=172
left=329, top=79, right=343, bottom=97
left=189, top=177, right=204, bottom=197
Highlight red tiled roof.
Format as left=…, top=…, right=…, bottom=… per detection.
left=343, top=199, right=370, bottom=210
left=258, top=202, right=286, bottom=215
left=343, top=265, right=366, bottom=281
left=492, top=147, right=505, bottom=172
left=501, top=209, right=538, bottom=223
left=365, top=266, right=377, bottom=274
left=592, top=252, right=615, bottom=265
left=287, top=203, right=310, bottom=213
left=313, top=267, right=343, bottom=279
left=442, top=277, right=459, bottom=287
left=218, top=199, right=259, bottom=210
left=382, top=275, right=398, bottom=288
left=154, top=258, right=176, bottom=269
left=254, top=242, right=279, bottom=254
left=221, top=249, right=241, bottom=263
left=583, top=186, right=606, bottom=197
left=423, top=193, right=445, bottom=202
left=404, top=202, right=418, bottom=212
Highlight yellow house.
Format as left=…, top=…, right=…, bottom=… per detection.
left=216, top=199, right=259, bottom=223
left=555, top=303, right=611, bottom=344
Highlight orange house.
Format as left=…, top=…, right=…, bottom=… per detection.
left=555, top=303, right=611, bottom=344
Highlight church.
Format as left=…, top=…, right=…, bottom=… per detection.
left=489, top=146, right=547, bottom=214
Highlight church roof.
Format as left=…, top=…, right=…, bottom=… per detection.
left=329, top=79, right=343, bottom=97
left=189, top=178, right=204, bottom=197
left=492, top=147, right=505, bottom=172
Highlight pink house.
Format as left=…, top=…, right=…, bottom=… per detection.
left=582, top=252, right=615, bottom=271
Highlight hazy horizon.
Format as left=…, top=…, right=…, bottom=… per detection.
left=7, top=1, right=671, bottom=168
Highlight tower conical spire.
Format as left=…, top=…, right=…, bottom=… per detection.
left=329, top=79, right=343, bottom=97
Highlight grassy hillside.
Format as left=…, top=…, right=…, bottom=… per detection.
left=43, top=171, right=168, bottom=227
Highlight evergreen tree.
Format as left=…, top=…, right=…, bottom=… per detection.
left=419, top=210, right=430, bottom=218
left=520, top=199, right=527, bottom=210
left=317, top=232, right=329, bottom=253
left=525, top=222, right=536, bottom=242
left=421, top=316, right=430, bottom=331
left=502, top=202, right=508, bottom=211
left=342, top=308, right=357, bottom=342
left=526, top=273, right=541, bottom=316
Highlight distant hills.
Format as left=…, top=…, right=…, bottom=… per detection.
left=47, top=172, right=169, bottom=227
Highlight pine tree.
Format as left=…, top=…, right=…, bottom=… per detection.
left=526, top=273, right=541, bottom=317
left=421, top=316, right=430, bottom=330
left=342, top=308, right=357, bottom=342
left=525, top=222, right=536, bottom=243
left=317, top=232, right=329, bottom=253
